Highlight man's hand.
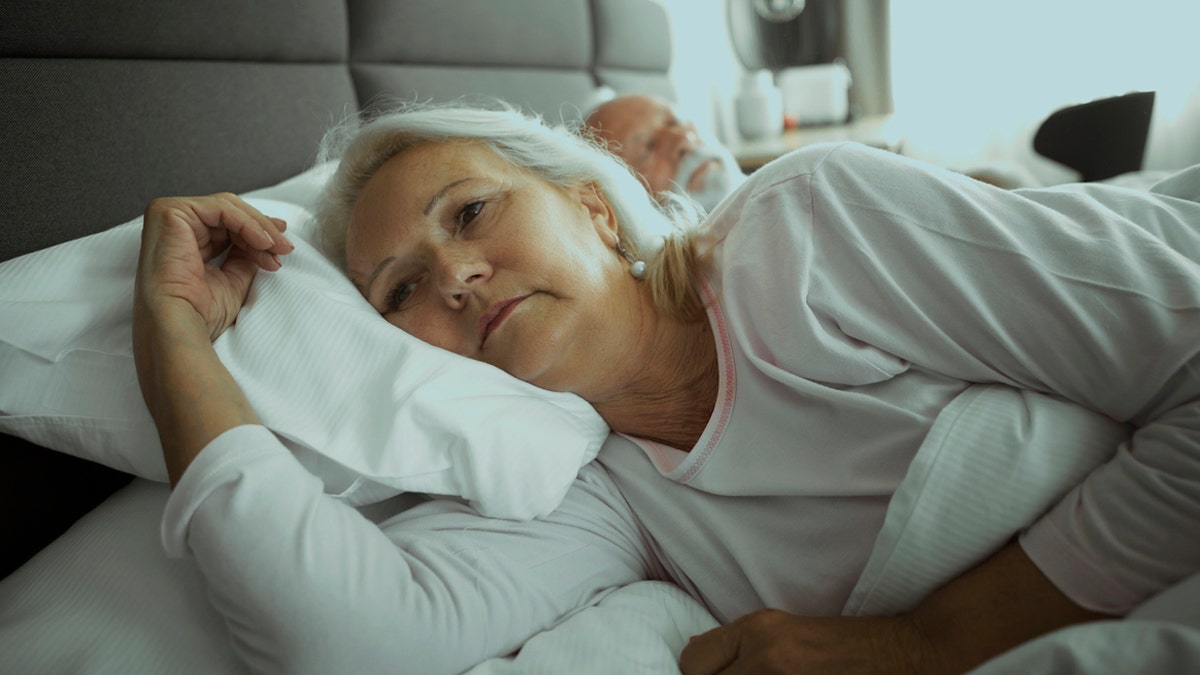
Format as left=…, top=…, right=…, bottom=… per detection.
left=680, top=541, right=1111, bottom=675
left=679, top=610, right=938, bottom=675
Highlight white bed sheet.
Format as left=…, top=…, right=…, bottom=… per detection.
left=0, top=479, right=247, bottom=674
left=5, top=383, right=1200, bottom=674
left=0, top=479, right=717, bottom=675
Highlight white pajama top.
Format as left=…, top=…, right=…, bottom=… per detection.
left=162, top=143, right=1200, bottom=675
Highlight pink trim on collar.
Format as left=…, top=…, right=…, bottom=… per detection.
left=674, top=277, right=737, bottom=484
left=622, top=277, right=737, bottom=482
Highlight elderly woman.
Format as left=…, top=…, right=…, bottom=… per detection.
left=133, top=103, right=1200, bottom=675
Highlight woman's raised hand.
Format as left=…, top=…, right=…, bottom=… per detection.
left=135, top=193, right=294, bottom=341
left=133, top=194, right=293, bottom=483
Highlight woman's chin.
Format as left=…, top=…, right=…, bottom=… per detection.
left=486, top=339, right=572, bottom=393
left=480, top=296, right=592, bottom=395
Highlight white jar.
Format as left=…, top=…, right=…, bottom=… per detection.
left=735, top=70, right=783, bottom=141
left=777, top=62, right=852, bottom=127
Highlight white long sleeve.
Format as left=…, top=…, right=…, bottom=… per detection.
left=162, top=425, right=654, bottom=675
left=713, top=144, right=1200, bottom=614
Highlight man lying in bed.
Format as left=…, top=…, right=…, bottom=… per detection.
left=584, top=93, right=745, bottom=211
left=132, top=102, right=1200, bottom=674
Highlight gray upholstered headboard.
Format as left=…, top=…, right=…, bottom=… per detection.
left=0, top=0, right=675, bottom=577
left=0, top=0, right=675, bottom=263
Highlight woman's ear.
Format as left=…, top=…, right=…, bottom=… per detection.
left=576, top=182, right=620, bottom=246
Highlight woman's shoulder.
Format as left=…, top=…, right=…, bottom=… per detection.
left=702, top=143, right=864, bottom=238
left=710, top=143, right=898, bottom=219
left=750, top=141, right=898, bottom=186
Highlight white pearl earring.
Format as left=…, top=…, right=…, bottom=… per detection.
left=616, top=243, right=647, bottom=279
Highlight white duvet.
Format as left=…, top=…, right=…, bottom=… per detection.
left=0, top=479, right=716, bottom=675
left=4, top=382, right=1200, bottom=673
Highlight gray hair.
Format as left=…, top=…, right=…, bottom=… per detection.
left=313, top=100, right=707, bottom=320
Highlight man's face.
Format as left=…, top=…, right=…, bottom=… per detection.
left=587, top=96, right=719, bottom=198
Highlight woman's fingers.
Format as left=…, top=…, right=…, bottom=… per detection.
left=139, top=193, right=292, bottom=340
left=146, top=193, right=294, bottom=270
left=194, top=192, right=294, bottom=258
left=222, top=243, right=278, bottom=289
left=252, top=247, right=283, bottom=271
left=215, top=192, right=294, bottom=255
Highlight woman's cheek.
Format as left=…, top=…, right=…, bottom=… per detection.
left=394, top=313, right=469, bottom=357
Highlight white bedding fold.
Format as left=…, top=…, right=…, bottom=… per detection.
left=844, top=382, right=1200, bottom=670
left=845, top=384, right=1129, bottom=616
left=464, top=581, right=718, bottom=675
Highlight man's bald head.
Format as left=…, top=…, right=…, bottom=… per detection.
left=585, top=94, right=743, bottom=211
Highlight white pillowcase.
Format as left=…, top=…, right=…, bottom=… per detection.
left=0, top=165, right=609, bottom=520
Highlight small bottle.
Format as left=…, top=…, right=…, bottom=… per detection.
left=735, top=70, right=783, bottom=141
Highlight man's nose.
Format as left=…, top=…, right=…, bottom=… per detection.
left=659, top=123, right=698, bottom=160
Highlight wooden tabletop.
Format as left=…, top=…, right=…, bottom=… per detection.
left=727, top=114, right=904, bottom=172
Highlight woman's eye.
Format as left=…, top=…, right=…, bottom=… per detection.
left=457, top=201, right=484, bottom=229
left=385, top=281, right=416, bottom=313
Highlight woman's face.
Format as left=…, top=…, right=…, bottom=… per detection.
left=345, top=140, right=631, bottom=394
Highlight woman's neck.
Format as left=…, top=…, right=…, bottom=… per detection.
left=588, top=303, right=719, bottom=451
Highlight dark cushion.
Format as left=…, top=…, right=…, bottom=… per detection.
left=0, top=58, right=356, bottom=262
left=0, top=0, right=346, bottom=61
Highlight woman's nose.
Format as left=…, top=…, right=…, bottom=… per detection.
left=437, top=253, right=491, bottom=308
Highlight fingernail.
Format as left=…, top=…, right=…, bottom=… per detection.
left=269, top=253, right=282, bottom=269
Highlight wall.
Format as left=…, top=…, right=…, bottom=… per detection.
left=660, top=0, right=1200, bottom=183
left=890, top=0, right=1200, bottom=183
left=658, top=0, right=743, bottom=142
left=661, top=0, right=892, bottom=144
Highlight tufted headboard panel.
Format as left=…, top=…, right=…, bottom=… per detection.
left=350, top=0, right=597, bottom=118
left=592, top=0, right=675, bottom=98
left=0, top=0, right=673, bottom=263
left=0, top=0, right=674, bottom=578
left=0, top=0, right=356, bottom=262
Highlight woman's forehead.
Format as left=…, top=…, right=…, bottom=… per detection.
left=356, top=143, right=502, bottom=214
left=345, top=142, right=516, bottom=277
left=377, top=139, right=507, bottom=179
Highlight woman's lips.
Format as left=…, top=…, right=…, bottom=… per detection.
left=479, top=295, right=530, bottom=345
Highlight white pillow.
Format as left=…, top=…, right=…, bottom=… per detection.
left=0, top=165, right=609, bottom=520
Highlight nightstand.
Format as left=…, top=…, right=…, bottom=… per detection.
left=727, top=114, right=904, bottom=173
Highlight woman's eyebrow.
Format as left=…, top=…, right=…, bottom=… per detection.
left=365, top=255, right=398, bottom=298
left=424, top=177, right=474, bottom=216
left=362, top=176, right=479, bottom=297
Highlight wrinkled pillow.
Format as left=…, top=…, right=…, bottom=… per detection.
left=0, top=165, right=609, bottom=520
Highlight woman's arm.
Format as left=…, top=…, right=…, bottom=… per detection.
left=132, top=193, right=292, bottom=484
left=684, top=146, right=1200, bottom=672
left=793, top=147, right=1200, bottom=616
left=163, top=429, right=654, bottom=674
left=133, top=305, right=259, bottom=484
